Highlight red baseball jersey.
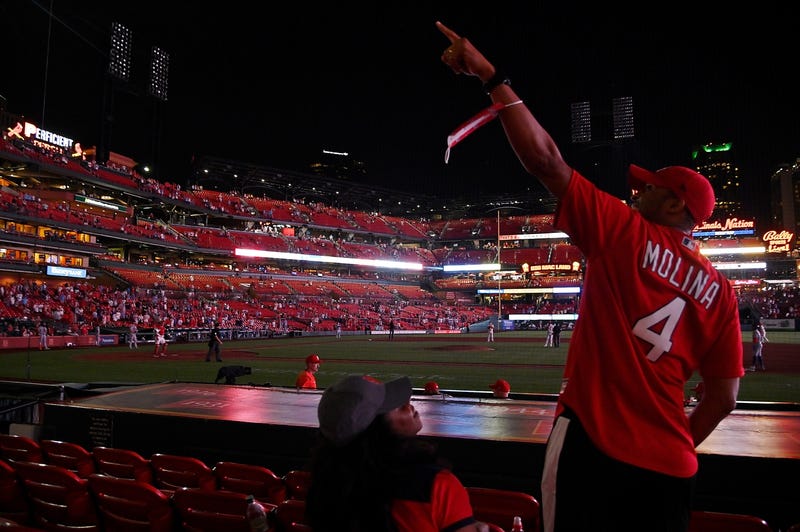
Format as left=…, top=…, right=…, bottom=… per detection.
left=390, top=468, right=478, bottom=532
left=295, top=370, right=317, bottom=389
left=554, top=170, right=744, bottom=477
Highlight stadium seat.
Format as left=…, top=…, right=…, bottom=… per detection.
left=0, top=459, right=30, bottom=525
left=688, top=510, right=773, bottom=532
left=172, top=487, right=276, bottom=532
left=92, top=446, right=154, bottom=484
left=466, top=486, right=541, bottom=532
left=282, top=470, right=312, bottom=500
left=212, top=461, right=287, bottom=504
left=0, top=435, right=43, bottom=464
left=270, top=499, right=312, bottom=532
left=0, top=517, right=43, bottom=532
left=87, top=473, right=174, bottom=532
left=149, top=453, right=217, bottom=495
left=40, top=440, right=95, bottom=479
left=12, top=460, right=99, bottom=531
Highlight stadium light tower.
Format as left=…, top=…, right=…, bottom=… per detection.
left=570, top=101, right=592, bottom=144
left=148, top=46, right=169, bottom=102
left=108, top=22, right=133, bottom=82
left=99, top=21, right=133, bottom=165
left=147, top=46, right=169, bottom=176
left=612, top=96, right=635, bottom=139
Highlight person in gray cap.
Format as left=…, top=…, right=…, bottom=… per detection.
left=306, top=374, right=488, bottom=532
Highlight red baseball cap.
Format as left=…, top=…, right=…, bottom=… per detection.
left=306, top=354, right=321, bottom=365
left=489, top=379, right=510, bottom=393
left=424, top=381, right=440, bottom=394
left=628, top=164, right=715, bottom=224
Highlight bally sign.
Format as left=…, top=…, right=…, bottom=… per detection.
left=762, top=230, right=795, bottom=253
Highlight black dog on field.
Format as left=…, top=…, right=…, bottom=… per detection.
left=215, top=365, right=252, bottom=384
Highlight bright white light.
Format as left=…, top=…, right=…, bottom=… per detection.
left=477, top=287, right=581, bottom=295
left=443, top=263, right=501, bottom=272
left=508, top=314, right=578, bottom=321
left=711, top=262, right=767, bottom=270
left=701, top=246, right=765, bottom=256
left=498, top=231, right=569, bottom=241
left=235, top=248, right=423, bottom=271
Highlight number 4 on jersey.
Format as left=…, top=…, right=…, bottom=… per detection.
left=632, top=297, right=686, bottom=361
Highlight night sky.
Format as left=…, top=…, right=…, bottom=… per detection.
left=2, top=2, right=797, bottom=221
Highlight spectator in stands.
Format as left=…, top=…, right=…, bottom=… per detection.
left=437, top=21, right=743, bottom=532
left=306, top=374, right=488, bottom=532
left=296, top=354, right=322, bottom=389
left=206, top=323, right=223, bottom=362
left=489, top=379, right=510, bottom=398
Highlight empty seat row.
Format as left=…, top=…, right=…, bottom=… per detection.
left=1, top=435, right=781, bottom=532
left=0, top=435, right=295, bottom=504
left=1, top=457, right=307, bottom=532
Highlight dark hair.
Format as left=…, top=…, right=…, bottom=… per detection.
left=305, top=413, right=439, bottom=532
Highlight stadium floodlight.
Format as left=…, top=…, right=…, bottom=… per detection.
left=149, top=46, right=169, bottom=101
left=508, top=313, right=579, bottom=321
left=108, top=22, right=133, bottom=82
left=701, top=246, right=766, bottom=256
left=570, top=101, right=591, bottom=143
left=711, top=262, right=767, bottom=270
left=612, top=96, right=635, bottom=139
left=442, top=263, right=502, bottom=272
left=478, top=287, right=581, bottom=295
left=234, top=248, right=423, bottom=271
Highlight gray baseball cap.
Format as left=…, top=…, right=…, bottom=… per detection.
left=318, top=375, right=412, bottom=445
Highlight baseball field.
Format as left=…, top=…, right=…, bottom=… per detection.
left=0, top=330, right=798, bottom=403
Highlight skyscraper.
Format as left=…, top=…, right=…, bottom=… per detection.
left=691, top=142, right=743, bottom=219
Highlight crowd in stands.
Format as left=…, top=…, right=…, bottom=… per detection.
left=1, top=132, right=798, bottom=341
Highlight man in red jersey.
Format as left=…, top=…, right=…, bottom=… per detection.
left=295, top=354, right=322, bottom=389
left=438, top=21, right=743, bottom=532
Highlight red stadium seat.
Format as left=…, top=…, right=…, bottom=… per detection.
left=212, top=461, right=287, bottom=504
left=271, top=499, right=312, bottom=532
left=87, top=473, right=174, bottom=532
left=466, top=486, right=541, bottom=532
left=0, top=517, right=43, bottom=532
left=12, top=460, right=99, bottom=531
left=282, top=470, right=311, bottom=500
left=0, top=459, right=30, bottom=525
left=688, top=510, right=773, bottom=532
left=92, top=446, right=154, bottom=484
left=0, top=435, right=43, bottom=464
left=40, top=440, right=95, bottom=479
left=172, top=487, right=275, bottom=532
left=149, top=453, right=217, bottom=495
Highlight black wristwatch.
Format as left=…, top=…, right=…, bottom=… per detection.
left=483, top=71, right=511, bottom=94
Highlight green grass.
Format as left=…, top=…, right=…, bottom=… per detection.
left=1, top=331, right=798, bottom=403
